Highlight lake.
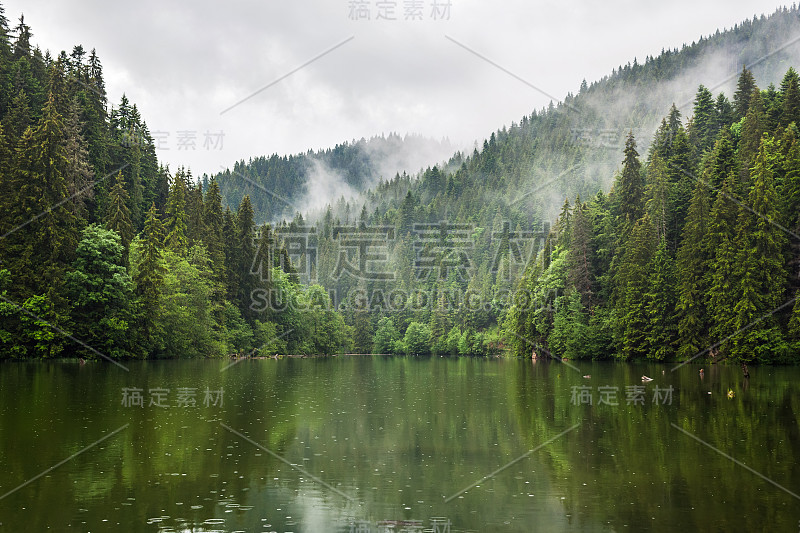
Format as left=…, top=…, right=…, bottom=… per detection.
left=0, top=356, right=798, bottom=532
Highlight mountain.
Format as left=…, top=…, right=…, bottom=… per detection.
left=218, top=7, right=800, bottom=227
left=210, top=133, right=457, bottom=223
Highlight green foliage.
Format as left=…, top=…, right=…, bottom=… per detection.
left=3, top=9, right=800, bottom=365
left=373, top=316, right=400, bottom=354
left=399, top=321, right=431, bottom=355
left=505, top=69, right=800, bottom=365
left=64, top=224, right=137, bottom=358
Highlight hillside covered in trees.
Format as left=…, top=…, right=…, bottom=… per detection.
left=503, top=68, right=800, bottom=364
left=1, top=3, right=800, bottom=364
left=0, top=4, right=352, bottom=359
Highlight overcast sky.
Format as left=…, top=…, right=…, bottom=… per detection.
left=3, top=0, right=788, bottom=177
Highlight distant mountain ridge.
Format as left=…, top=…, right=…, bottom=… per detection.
left=213, top=6, right=800, bottom=226
left=210, top=133, right=456, bottom=223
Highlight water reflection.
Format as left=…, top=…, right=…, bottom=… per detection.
left=0, top=357, right=798, bottom=531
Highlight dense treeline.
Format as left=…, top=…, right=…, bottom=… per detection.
left=266, top=7, right=800, bottom=358
left=503, top=67, right=800, bottom=364
left=3, top=2, right=800, bottom=362
left=0, top=5, right=352, bottom=359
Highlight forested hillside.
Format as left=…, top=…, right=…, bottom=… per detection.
left=503, top=68, right=800, bottom=364
left=0, top=5, right=352, bottom=359
left=1, top=3, right=799, bottom=363
left=211, top=133, right=456, bottom=222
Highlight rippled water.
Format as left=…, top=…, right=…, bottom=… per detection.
left=0, top=356, right=798, bottom=531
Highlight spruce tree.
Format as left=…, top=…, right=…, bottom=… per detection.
left=690, top=85, right=715, bottom=154
left=614, top=132, right=644, bottom=231
left=223, top=206, right=239, bottom=303
left=134, top=204, right=166, bottom=351
left=705, top=174, right=741, bottom=355
left=236, top=195, right=257, bottom=320
left=643, top=238, right=677, bottom=360
left=165, top=172, right=188, bottom=255
left=730, top=136, right=788, bottom=362
left=645, top=155, right=670, bottom=241
left=739, top=89, right=766, bottom=187
left=186, top=182, right=205, bottom=246
left=203, top=179, right=226, bottom=283
left=566, top=198, right=593, bottom=306
left=11, top=92, right=78, bottom=298
left=733, top=66, right=757, bottom=120
left=675, top=180, right=712, bottom=359
left=104, top=172, right=134, bottom=252
left=617, top=215, right=656, bottom=360
left=780, top=67, right=800, bottom=128
left=666, top=128, right=694, bottom=247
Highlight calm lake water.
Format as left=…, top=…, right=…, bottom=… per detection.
left=0, top=356, right=798, bottom=532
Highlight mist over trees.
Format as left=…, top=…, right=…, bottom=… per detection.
left=504, top=67, right=800, bottom=364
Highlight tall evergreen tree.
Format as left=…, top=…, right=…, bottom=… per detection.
left=733, top=66, right=757, bottom=120
left=9, top=92, right=78, bottom=299
left=203, top=179, right=226, bottom=283
left=739, top=88, right=766, bottom=186
left=675, top=180, right=712, bottom=358
left=613, top=132, right=644, bottom=231
left=133, top=204, right=166, bottom=351
left=729, top=136, right=788, bottom=362
left=780, top=67, right=800, bottom=128
left=689, top=85, right=716, bottom=153
left=616, top=215, right=656, bottom=359
left=165, top=172, right=188, bottom=256
left=104, top=172, right=134, bottom=252
left=643, top=238, right=677, bottom=360
left=566, top=198, right=593, bottom=306
left=706, top=175, right=741, bottom=355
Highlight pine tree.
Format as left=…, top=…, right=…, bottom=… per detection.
left=788, top=292, right=800, bottom=348
left=782, top=131, right=800, bottom=296
left=675, top=180, right=712, bottom=358
left=134, top=204, right=166, bottom=351
left=223, top=206, right=239, bottom=303
left=1, top=89, right=31, bottom=142
left=613, top=132, right=644, bottom=231
left=739, top=89, right=766, bottom=187
left=10, top=92, right=78, bottom=298
left=690, top=85, right=715, bottom=153
left=555, top=197, right=572, bottom=248
left=104, top=172, right=134, bottom=252
left=165, top=172, right=188, bottom=255
left=616, top=215, right=656, bottom=359
left=566, top=198, right=593, bottom=306
left=11, top=15, right=31, bottom=60
left=729, top=136, right=788, bottom=362
left=733, top=66, right=757, bottom=120
left=780, top=67, right=800, bottom=128
left=713, top=93, right=734, bottom=133
left=706, top=175, right=741, bottom=355
left=203, top=179, right=226, bottom=283
left=666, top=128, right=694, bottom=247
left=643, top=238, right=677, bottom=360
left=706, top=127, right=737, bottom=191
left=62, top=99, right=94, bottom=222
left=645, top=155, right=670, bottom=241
left=236, top=195, right=257, bottom=319
left=186, top=181, right=205, bottom=245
